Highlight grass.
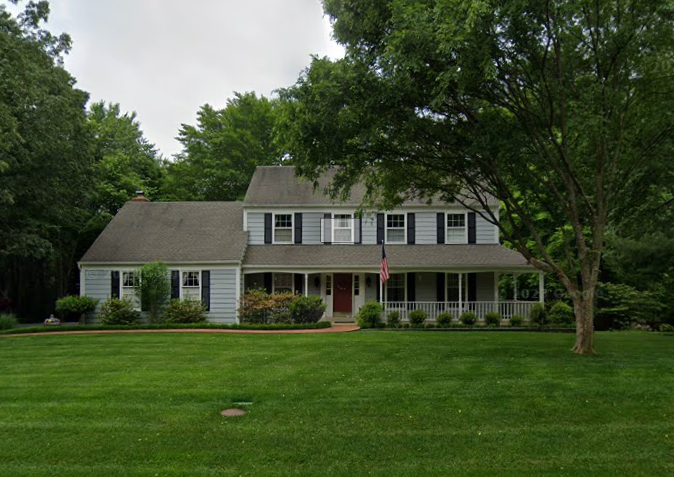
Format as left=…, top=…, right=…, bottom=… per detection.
left=0, top=331, right=672, bottom=476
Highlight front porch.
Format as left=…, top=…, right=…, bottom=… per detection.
left=383, top=301, right=539, bottom=322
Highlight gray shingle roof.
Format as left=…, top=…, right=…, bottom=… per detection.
left=244, top=166, right=498, bottom=207
left=242, top=244, right=531, bottom=270
left=80, top=202, right=247, bottom=264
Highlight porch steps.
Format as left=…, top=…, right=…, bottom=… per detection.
left=330, top=312, right=356, bottom=324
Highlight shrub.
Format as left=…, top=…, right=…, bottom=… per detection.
left=356, top=301, right=383, bottom=328
left=509, top=314, right=525, bottom=327
left=162, top=299, right=207, bottom=323
left=387, top=311, right=401, bottom=327
left=460, top=311, right=477, bottom=326
left=596, top=282, right=665, bottom=330
left=55, top=295, right=99, bottom=321
left=289, top=295, right=326, bottom=324
left=529, top=303, right=547, bottom=326
left=408, top=309, right=428, bottom=326
left=238, top=289, right=269, bottom=324
left=548, top=301, right=575, bottom=326
left=0, top=313, right=18, bottom=330
left=135, top=262, right=171, bottom=321
left=436, top=312, right=453, bottom=327
left=660, top=323, right=674, bottom=333
left=266, top=292, right=296, bottom=324
left=484, top=312, right=502, bottom=326
left=99, top=298, right=141, bottom=325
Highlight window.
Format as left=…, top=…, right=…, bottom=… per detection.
left=446, top=213, right=466, bottom=244
left=447, top=273, right=460, bottom=301
left=354, top=275, right=360, bottom=296
left=121, top=271, right=140, bottom=308
left=386, top=274, right=405, bottom=302
left=182, top=271, right=201, bottom=300
left=386, top=214, right=405, bottom=243
left=273, top=273, right=293, bottom=294
left=325, top=275, right=332, bottom=296
left=333, top=214, right=353, bottom=243
left=274, top=214, right=293, bottom=243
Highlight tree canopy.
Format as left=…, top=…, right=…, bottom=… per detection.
left=279, top=0, right=674, bottom=353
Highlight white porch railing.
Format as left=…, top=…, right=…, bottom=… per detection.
left=382, top=301, right=538, bottom=321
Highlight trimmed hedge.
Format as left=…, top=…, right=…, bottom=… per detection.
left=356, top=301, right=383, bottom=328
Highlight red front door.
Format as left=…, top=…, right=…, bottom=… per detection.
left=333, top=273, right=353, bottom=313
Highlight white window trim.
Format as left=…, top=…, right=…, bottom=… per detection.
left=332, top=213, right=354, bottom=244
left=445, top=212, right=468, bottom=244
left=353, top=274, right=360, bottom=297
left=180, top=270, right=202, bottom=301
left=385, top=212, right=406, bottom=244
left=272, top=212, right=294, bottom=245
left=272, top=272, right=294, bottom=294
left=119, top=270, right=140, bottom=310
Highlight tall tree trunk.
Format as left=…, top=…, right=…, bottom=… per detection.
left=571, top=293, right=595, bottom=355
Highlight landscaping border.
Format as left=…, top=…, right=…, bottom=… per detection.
left=365, top=326, right=575, bottom=333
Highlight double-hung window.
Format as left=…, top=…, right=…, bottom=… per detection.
left=273, top=273, right=293, bottom=294
left=333, top=214, right=353, bottom=243
left=446, top=273, right=468, bottom=302
left=446, top=213, right=466, bottom=244
left=121, top=271, right=140, bottom=308
left=386, top=274, right=405, bottom=302
left=386, top=214, right=405, bottom=243
left=182, top=271, right=201, bottom=300
left=274, top=214, right=293, bottom=243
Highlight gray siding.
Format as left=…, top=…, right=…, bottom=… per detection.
left=303, top=213, right=323, bottom=245
left=415, top=272, right=438, bottom=301
left=364, top=273, right=377, bottom=302
left=416, top=213, right=437, bottom=245
left=476, top=214, right=497, bottom=244
left=476, top=272, right=495, bottom=301
left=83, top=269, right=112, bottom=319
left=308, top=273, right=321, bottom=296
left=361, top=215, right=377, bottom=245
left=209, top=268, right=238, bottom=323
left=247, top=212, right=265, bottom=245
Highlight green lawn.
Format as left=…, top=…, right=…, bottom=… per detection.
left=0, top=332, right=672, bottom=476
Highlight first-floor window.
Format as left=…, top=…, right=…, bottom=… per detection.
left=182, top=271, right=201, bottom=300
left=446, top=273, right=468, bottom=302
left=325, top=275, right=332, bottom=296
left=386, top=274, right=405, bottom=302
left=354, top=274, right=360, bottom=296
left=273, top=273, right=293, bottom=294
left=274, top=214, right=293, bottom=243
left=121, top=271, right=140, bottom=308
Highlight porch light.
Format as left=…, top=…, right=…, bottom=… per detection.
left=365, top=276, right=372, bottom=288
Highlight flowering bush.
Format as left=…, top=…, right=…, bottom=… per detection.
left=238, top=290, right=323, bottom=324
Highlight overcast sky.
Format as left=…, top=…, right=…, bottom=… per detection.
left=16, top=0, right=344, bottom=157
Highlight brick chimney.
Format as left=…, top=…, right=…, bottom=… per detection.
left=131, top=190, right=150, bottom=202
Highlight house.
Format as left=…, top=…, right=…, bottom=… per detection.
left=79, top=166, right=542, bottom=323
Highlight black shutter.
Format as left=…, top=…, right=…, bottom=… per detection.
left=264, top=213, right=272, bottom=244
left=436, top=273, right=445, bottom=302
left=201, top=271, right=210, bottom=311
left=407, top=273, right=416, bottom=302
left=263, top=272, right=272, bottom=294
left=171, top=270, right=180, bottom=299
left=323, top=213, right=332, bottom=244
left=294, top=213, right=302, bottom=244
left=377, top=213, right=385, bottom=244
left=356, top=217, right=362, bottom=244
left=437, top=213, right=445, bottom=244
left=407, top=213, right=415, bottom=244
left=468, top=212, right=477, bottom=244
left=294, top=273, right=303, bottom=295
left=111, top=271, right=120, bottom=299
left=468, top=273, right=477, bottom=302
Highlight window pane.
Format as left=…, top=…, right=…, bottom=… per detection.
left=447, top=214, right=465, bottom=227
left=274, top=229, right=292, bottom=243
left=122, top=272, right=135, bottom=287
left=274, top=273, right=293, bottom=293
left=182, top=271, right=200, bottom=287
left=387, top=229, right=405, bottom=243
left=446, top=228, right=465, bottom=243
left=326, top=275, right=332, bottom=295
left=386, top=274, right=405, bottom=302
left=275, top=215, right=292, bottom=227
left=182, top=287, right=201, bottom=301
left=334, top=229, right=351, bottom=242
left=387, top=214, right=405, bottom=228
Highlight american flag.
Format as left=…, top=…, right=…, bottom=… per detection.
left=380, top=241, right=390, bottom=283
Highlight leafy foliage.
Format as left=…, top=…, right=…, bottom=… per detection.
left=134, top=262, right=171, bottom=322
left=529, top=303, right=547, bottom=327
left=289, top=295, right=327, bottom=324
left=509, top=315, right=525, bottom=327
left=98, top=298, right=141, bottom=325
left=484, top=312, right=502, bottom=327
left=408, top=309, right=428, bottom=326
left=596, top=283, right=665, bottom=330
left=548, top=302, right=575, bottom=326
left=162, top=299, right=207, bottom=324
left=55, top=295, right=98, bottom=320
left=355, top=301, right=382, bottom=328
left=436, top=312, right=453, bottom=327
left=238, top=290, right=314, bottom=324
left=387, top=310, right=401, bottom=327
left=0, top=313, right=18, bottom=330
left=460, top=312, right=477, bottom=326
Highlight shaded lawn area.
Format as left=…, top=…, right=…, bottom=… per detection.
left=0, top=332, right=672, bottom=476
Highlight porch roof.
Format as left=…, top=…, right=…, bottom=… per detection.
left=242, top=244, right=531, bottom=270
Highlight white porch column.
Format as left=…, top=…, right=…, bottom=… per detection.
left=513, top=273, right=519, bottom=301
left=304, top=273, right=309, bottom=297
left=538, top=272, right=545, bottom=303
left=458, top=272, right=463, bottom=315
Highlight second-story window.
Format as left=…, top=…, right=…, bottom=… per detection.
left=274, top=214, right=293, bottom=243
left=386, top=214, right=405, bottom=243
left=446, top=213, right=466, bottom=244
left=333, top=214, right=353, bottom=243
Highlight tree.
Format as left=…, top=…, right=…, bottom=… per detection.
left=164, top=92, right=283, bottom=201
left=134, top=262, right=171, bottom=322
left=278, top=0, right=674, bottom=354
left=0, top=0, right=94, bottom=318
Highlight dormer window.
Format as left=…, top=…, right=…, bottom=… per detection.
left=386, top=214, right=405, bottom=243
left=274, top=214, right=293, bottom=243
left=446, top=213, right=467, bottom=244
